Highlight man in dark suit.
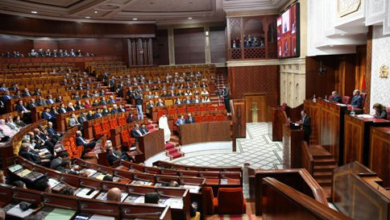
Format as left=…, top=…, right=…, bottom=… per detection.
left=131, top=123, right=143, bottom=141
left=78, top=111, right=88, bottom=124
left=299, top=110, right=311, bottom=143
left=46, top=122, right=61, bottom=139
left=75, top=130, right=96, bottom=151
left=330, top=91, right=342, bottom=103
left=140, top=123, right=149, bottom=135
left=94, top=109, right=103, bottom=118
left=118, top=104, right=126, bottom=113
left=19, top=143, right=46, bottom=165
left=106, top=140, right=134, bottom=166
left=186, top=113, right=195, bottom=124
left=67, top=103, right=76, bottom=112
left=46, top=95, right=55, bottom=104
left=42, top=107, right=55, bottom=124
left=111, top=104, right=119, bottom=114
left=87, top=110, right=95, bottom=121
left=22, top=88, right=31, bottom=97
left=350, top=89, right=363, bottom=109
left=28, top=98, right=37, bottom=109
left=102, top=106, right=110, bottom=116
left=221, top=85, right=231, bottom=115
left=16, top=100, right=30, bottom=114
left=50, top=152, right=69, bottom=170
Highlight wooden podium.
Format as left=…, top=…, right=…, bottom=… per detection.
left=268, top=107, right=288, bottom=141
left=179, top=121, right=231, bottom=145
left=138, top=129, right=165, bottom=162
left=282, top=125, right=304, bottom=168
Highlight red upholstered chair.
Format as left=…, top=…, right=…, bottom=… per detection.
left=215, top=188, right=246, bottom=214
left=93, top=123, right=104, bottom=139
left=217, top=105, right=225, bottom=111
left=204, top=115, right=214, bottom=122
left=198, top=105, right=207, bottom=112
left=360, top=92, right=367, bottom=108
left=207, top=106, right=217, bottom=111
left=101, top=121, right=111, bottom=138
left=215, top=114, right=226, bottom=121
left=386, top=107, right=390, bottom=120
left=109, top=118, right=118, bottom=129
left=157, top=109, right=167, bottom=119
left=343, top=96, right=351, bottom=104
left=118, top=117, right=126, bottom=126
left=177, top=107, right=186, bottom=115
left=187, top=106, right=196, bottom=113
left=202, top=186, right=216, bottom=215
left=194, top=115, right=203, bottom=123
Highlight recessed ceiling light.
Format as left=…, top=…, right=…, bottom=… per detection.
left=94, top=11, right=98, bottom=14
left=31, top=11, right=37, bottom=14
left=85, top=16, right=91, bottom=19
left=329, top=45, right=334, bottom=47
left=340, top=33, right=345, bottom=36
left=133, top=18, right=138, bottom=21
left=188, top=17, right=192, bottom=20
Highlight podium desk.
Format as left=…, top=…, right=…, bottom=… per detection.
left=369, top=127, right=390, bottom=186
left=282, top=125, right=304, bottom=169
left=268, top=107, right=287, bottom=141
left=344, top=115, right=390, bottom=165
left=138, top=129, right=165, bottom=162
left=178, top=121, right=231, bottom=145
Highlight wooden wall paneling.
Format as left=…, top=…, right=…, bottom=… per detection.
left=244, top=92, right=267, bottom=122
left=282, top=125, right=304, bottom=168
left=56, top=38, right=125, bottom=57
left=369, top=127, right=390, bottom=186
left=319, top=102, right=341, bottom=163
left=174, top=28, right=205, bottom=64
left=355, top=45, right=367, bottom=92
left=0, top=14, right=156, bottom=38
left=154, top=29, right=169, bottom=66
left=231, top=99, right=246, bottom=138
left=0, top=34, right=34, bottom=56
left=210, top=26, right=227, bottom=63
left=305, top=56, right=337, bottom=99
left=229, top=65, right=279, bottom=108
left=364, top=27, right=373, bottom=113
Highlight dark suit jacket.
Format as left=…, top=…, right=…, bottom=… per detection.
left=76, top=136, right=86, bottom=146
left=351, top=95, right=363, bottom=108
left=140, top=128, right=149, bottom=135
left=87, top=114, right=95, bottom=120
left=78, top=116, right=88, bottom=124
left=59, top=108, right=67, bottom=114
left=16, top=104, right=28, bottom=113
left=302, top=116, right=311, bottom=135
left=330, top=94, right=342, bottom=103
left=131, top=128, right=142, bottom=139
left=107, top=153, right=120, bottom=166
left=19, top=149, right=41, bottom=164
left=50, top=157, right=62, bottom=169
left=186, top=117, right=195, bottom=123
left=47, top=127, right=58, bottom=137
left=94, top=112, right=102, bottom=118
left=42, top=112, right=53, bottom=120
left=67, top=107, right=75, bottom=112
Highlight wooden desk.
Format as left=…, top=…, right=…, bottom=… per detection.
left=333, top=162, right=390, bottom=220
left=179, top=121, right=231, bottom=145
left=282, top=125, right=304, bottom=168
left=344, top=115, right=390, bottom=165
left=138, top=129, right=165, bottom=162
left=304, top=99, right=363, bottom=165
left=268, top=106, right=287, bottom=141
left=369, top=127, right=390, bottom=186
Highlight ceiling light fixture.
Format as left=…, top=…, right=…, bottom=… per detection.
left=31, top=11, right=37, bottom=14
left=188, top=17, right=192, bottom=20
left=94, top=11, right=98, bottom=13
left=85, top=16, right=91, bottom=19
left=133, top=18, right=138, bottom=21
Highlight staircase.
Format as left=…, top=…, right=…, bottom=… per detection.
left=309, top=145, right=338, bottom=200
left=210, top=69, right=228, bottom=105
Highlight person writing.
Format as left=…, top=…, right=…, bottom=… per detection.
left=372, top=103, right=387, bottom=119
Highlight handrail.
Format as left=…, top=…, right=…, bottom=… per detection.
left=263, top=177, right=353, bottom=220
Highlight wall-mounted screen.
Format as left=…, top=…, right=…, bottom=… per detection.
left=277, top=3, right=300, bottom=58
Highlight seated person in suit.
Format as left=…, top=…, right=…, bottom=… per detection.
left=100, top=97, right=107, bottom=105
left=175, top=115, right=186, bottom=126
left=92, top=99, right=100, bottom=106
left=156, top=99, right=165, bottom=107
left=69, top=113, right=81, bottom=129
left=58, top=103, right=67, bottom=114
left=86, top=110, right=95, bottom=120
left=118, top=104, right=126, bottom=113
left=75, top=130, right=96, bottom=151
left=350, top=89, right=363, bottom=109
left=75, top=100, right=85, bottom=110
left=46, top=122, right=61, bottom=139
left=46, top=95, right=55, bottom=104
left=175, top=98, right=182, bottom=105
left=28, top=98, right=37, bottom=109
left=41, top=108, right=53, bottom=122
left=22, top=88, right=31, bottom=97
left=183, top=96, right=192, bottom=104
left=14, top=116, right=26, bottom=128
left=127, top=113, right=136, bottom=123
left=50, top=152, right=70, bottom=169
left=140, top=123, right=149, bottom=135
left=0, top=119, right=17, bottom=138
left=108, top=95, right=116, bottom=104
left=330, top=91, right=342, bottom=103
left=78, top=111, right=88, bottom=124
left=5, top=116, right=20, bottom=132
left=202, top=96, right=210, bottom=103
left=56, top=159, right=80, bottom=175
left=193, top=95, right=201, bottom=103
left=146, top=100, right=154, bottom=118
left=50, top=106, right=59, bottom=118
left=33, top=128, right=55, bottom=153
left=106, top=140, right=134, bottom=166
left=111, top=104, right=119, bottom=114
left=94, top=108, right=103, bottom=118
left=18, top=143, right=50, bottom=165
left=131, top=123, right=143, bottom=141
left=102, top=105, right=110, bottom=116
left=373, top=103, right=388, bottom=119
left=186, top=113, right=195, bottom=124
left=67, top=102, right=76, bottom=112
left=16, top=100, right=31, bottom=114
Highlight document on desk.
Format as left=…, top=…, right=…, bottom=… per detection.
left=124, top=195, right=145, bottom=203
left=160, top=198, right=183, bottom=209
left=182, top=185, right=200, bottom=193
left=89, top=214, right=115, bottom=220
left=96, top=191, right=128, bottom=202
left=357, top=114, right=374, bottom=119
left=6, top=203, right=35, bottom=218
left=131, top=180, right=153, bottom=185
left=81, top=168, right=97, bottom=177
left=48, top=178, right=60, bottom=188
left=45, top=208, right=75, bottom=220
left=75, top=188, right=100, bottom=199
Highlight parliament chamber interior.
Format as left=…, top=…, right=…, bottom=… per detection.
left=0, top=0, right=389, bottom=219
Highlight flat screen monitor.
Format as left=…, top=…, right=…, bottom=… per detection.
left=277, top=3, right=300, bottom=58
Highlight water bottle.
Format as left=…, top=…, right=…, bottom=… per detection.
left=325, top=95, right=327, bottom=101
left=350, top=106, right=356, bottom=116
left=313, top=94, right=316, bottom=103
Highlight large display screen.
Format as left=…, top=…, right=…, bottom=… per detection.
left=277, top=3, right=300, bottom=58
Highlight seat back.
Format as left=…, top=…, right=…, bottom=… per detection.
left=343, top=96, right=350, bottom=104
left=386, top=107, right=390, bottom=120
left=118, top=117, right=126, bottom=126
left=109, top=118, right=118, bottom=129
left=215, top=114, right=226, bottom=121
left=202, top=186, right=215, bottom=215
left=217, top=188, right=245, bottom=214
left=360, top=92, right=367, bottom=108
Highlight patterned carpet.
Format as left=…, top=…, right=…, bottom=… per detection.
left=171, top=123, right=283, bottom=169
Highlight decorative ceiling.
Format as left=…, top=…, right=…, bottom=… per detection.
left=0, top=0, right=289, bottom=25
